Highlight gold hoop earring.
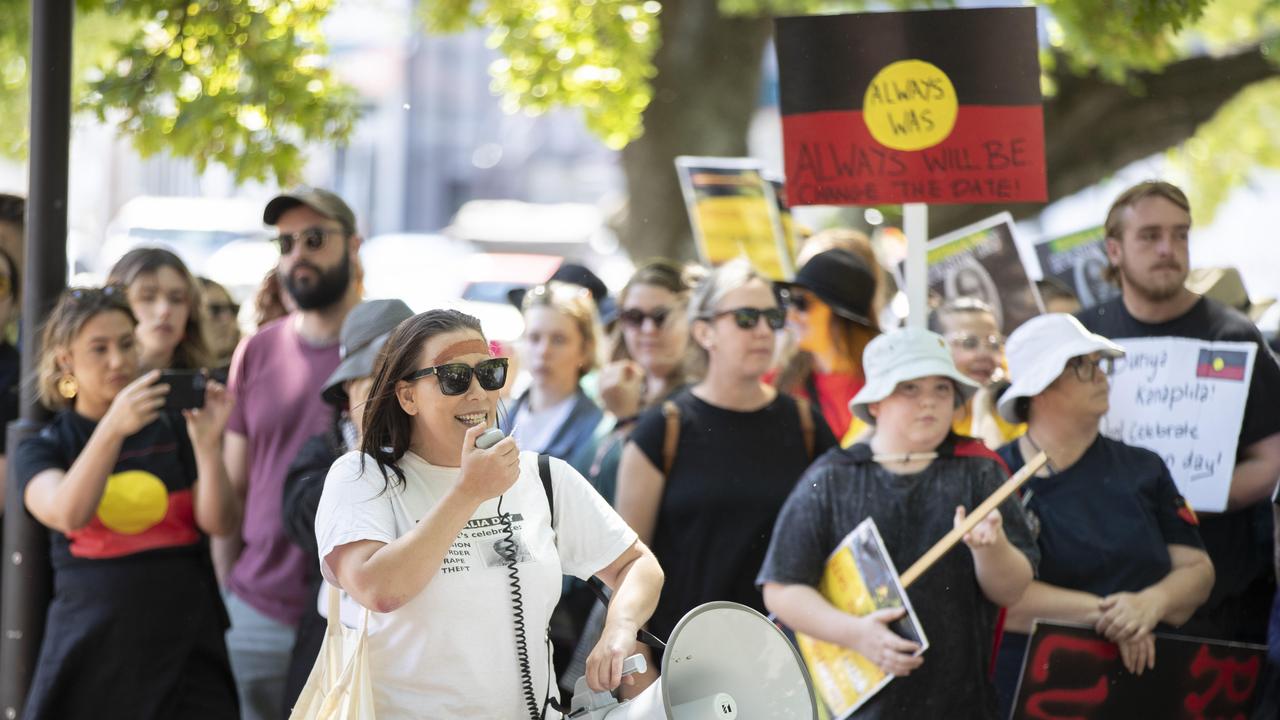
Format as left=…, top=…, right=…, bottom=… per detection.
left=57, top=373, right=79, bottom=400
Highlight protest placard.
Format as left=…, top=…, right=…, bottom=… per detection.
left=765, top=174, right=801, bottom=264
left=1034, top=227, right=1120, bottom=310
left=674, top=156, right=794, bottom=280
left=1010, top=621, right=1266, bottom=719
left=775, top=7, right=1046, bottom=206
left=921, top=212, right=1043, bottom=335
left=795, top=518, right=927, bottom=719
left=1100, top=338, right=1256, bottom=512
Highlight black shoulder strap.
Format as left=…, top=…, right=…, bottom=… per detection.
left=537, top=453, right=554, bottom=528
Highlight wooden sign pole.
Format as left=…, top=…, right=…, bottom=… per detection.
left=904, top=202, right=929, bottom=329
left=901, top=451, right=1048, bottom=588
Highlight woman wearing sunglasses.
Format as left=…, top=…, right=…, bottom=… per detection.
left=108, top=247, right=214, bottom=372
left=314, top=309, right=662, bottom=719
left=199, top=276, right=242, bottom=370
left=615, top=258, right=836, bottom=688
left=14, top=287, right=239, bottom=719
left=990, top=314, right=1213, bottom=717
left=772, top=247, right=881, bottom=444
left=573, top=260, right=700, bottom=501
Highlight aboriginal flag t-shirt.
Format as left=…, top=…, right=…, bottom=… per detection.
left=15, top=410, right=202, bottom=569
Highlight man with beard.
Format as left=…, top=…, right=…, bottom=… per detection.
left=1078, top=180, right=1280, bottom=649
left=215, top=187, right=362, bottom=720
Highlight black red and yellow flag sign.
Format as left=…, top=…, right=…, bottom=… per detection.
left=775, top=7, right=1046, bottom=206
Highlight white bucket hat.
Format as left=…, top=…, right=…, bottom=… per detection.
left=997, top=313, right=1125, bottom=424
left=850, top=327, right=980, bottom=424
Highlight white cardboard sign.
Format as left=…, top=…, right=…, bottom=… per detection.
left=1100, top=337, right=1257, bottom=512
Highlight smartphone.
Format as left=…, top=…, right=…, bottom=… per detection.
left=159, top=370, right=207, bottom=411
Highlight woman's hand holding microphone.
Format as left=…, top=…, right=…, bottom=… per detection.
left=457, top=423, right=520, bottom=506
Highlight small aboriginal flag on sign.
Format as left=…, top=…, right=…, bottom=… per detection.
left=1195, top=349, right=1248, bottom=381
left=775, top=7, right=1046, bottom=206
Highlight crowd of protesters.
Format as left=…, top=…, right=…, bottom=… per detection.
left=1, top=179, right=1279, bottom=719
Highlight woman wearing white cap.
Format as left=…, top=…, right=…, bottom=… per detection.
left=991, top=314, right=1214, bottom=716
left=760, top=326, right=1038, bottom=719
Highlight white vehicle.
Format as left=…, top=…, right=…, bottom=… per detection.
left=93, top=196, right=273, bottom=286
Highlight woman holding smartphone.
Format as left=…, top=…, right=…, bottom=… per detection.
left=315, top=309, right=663, bottom=718
left=15, top=286, right=241, bottom=719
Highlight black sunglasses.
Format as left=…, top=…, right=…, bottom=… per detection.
left=208, top=302, right=241, bottom=318
left=276, top=227, right=345, bottom=255
left=618, top=306, right=672, bottom=329
left=402, top=357, right=509, bottom=396
left=703, top=307, right=786, bottom=330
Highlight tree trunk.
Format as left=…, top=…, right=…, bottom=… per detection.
left=618, top=0, right=773, bottom=263
left=928, top=46, right=1279, bottom=234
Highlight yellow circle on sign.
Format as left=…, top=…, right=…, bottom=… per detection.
left=1213, top=357, right=1225, bottom=372
left=863, top=59, right=959, bottom=152
left=96, top=470, right=169, bottom=535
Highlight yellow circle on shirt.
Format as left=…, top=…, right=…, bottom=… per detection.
left=96, top=470, right=169, bottom=534
left=863, top=59, right=959, bottom=151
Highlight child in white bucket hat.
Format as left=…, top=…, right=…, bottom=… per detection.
left=759, top=326, right=1039, bottom=719
left=987, top=314, right=1212, bottom=717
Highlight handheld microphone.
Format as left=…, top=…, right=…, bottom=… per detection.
left=475, top=427, right=505, bottom=450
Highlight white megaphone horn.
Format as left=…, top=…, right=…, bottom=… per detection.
left=569, top=601, right=818, bottom=720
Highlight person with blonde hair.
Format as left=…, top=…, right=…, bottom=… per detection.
left=502, top=281, right=605, bottom=469
left=15, top=286, right=239, bottom=719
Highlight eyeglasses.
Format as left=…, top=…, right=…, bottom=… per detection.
left=945, top=333, right=1004, bottom=353
left=1066, top=355, right=1113, bottom=383
left=67, top=285, right=126, bottom=305
left=276, top=227, right=345, bottom=255
left=618, top=307, right=672, bottom=329
left=208, top=302, right=240, bottom=318
left=785, top=290, right=813, bottom=313
left=701, top=307, right=786, bottom=330
left=402, top=357, right=509, bottom=396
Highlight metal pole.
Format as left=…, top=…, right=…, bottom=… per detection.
left=2, top=1, right=72, bottom=716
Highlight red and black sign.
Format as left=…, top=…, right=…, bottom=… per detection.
left=1010, top=621, right=1265, bottom=719
left=775, top=7, right=1046, bottom=206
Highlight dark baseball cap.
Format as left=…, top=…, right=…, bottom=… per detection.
left=263, top=186, right=357, bottom=236
left=508, top=262, right=617, bottom=323
left=322, top=299, right=415, bottom=405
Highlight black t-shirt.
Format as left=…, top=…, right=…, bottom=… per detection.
left=758, top=437, right=1040, bottom=720
left=629, top=388, right=836, bottom=640
left=999, top=435, right=1203, bottom=597
left=1078, top=297, right=1280, bottom=640
left=14, top=410, right=202, bottom=571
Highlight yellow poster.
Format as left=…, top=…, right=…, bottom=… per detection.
left=796, top=518, right=927, bottom=719
left=675, top=156, right=795, bottom=280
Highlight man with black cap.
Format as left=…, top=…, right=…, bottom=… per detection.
left=215, top=186, right=362, bottom=720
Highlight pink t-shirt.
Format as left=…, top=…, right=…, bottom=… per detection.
left=226, top=315, right=341, bottom=625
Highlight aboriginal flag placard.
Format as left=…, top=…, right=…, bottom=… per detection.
left=776, top=7, right=1046, bottom=206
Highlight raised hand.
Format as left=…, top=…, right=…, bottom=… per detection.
left=955, top=505, right=1005, bottom=549
left=102, top=370, right=167, bottom=437
left=183, top=377, right=233, bottom=451
left=457, top=423, right=520, bottom=504
left=598, top=360, right=644, bottom=419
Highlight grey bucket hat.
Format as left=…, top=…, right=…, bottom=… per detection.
left=322, top=299, right=415, bottom=404
left=849, top=326, right=980, bottom=424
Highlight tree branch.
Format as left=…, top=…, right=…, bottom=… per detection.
left=928, top=44, right=1279, bottom=234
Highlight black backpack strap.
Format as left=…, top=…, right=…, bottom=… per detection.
left=537, top=453, right=554, bottom=529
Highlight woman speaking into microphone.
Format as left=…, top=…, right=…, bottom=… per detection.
left=314, top=309, right=663, bottom=719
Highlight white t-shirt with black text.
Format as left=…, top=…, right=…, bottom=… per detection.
left=315, top=450, right=637, bottom=719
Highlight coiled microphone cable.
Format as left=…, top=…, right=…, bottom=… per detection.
left=495, top=494, right=545, bottom=719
